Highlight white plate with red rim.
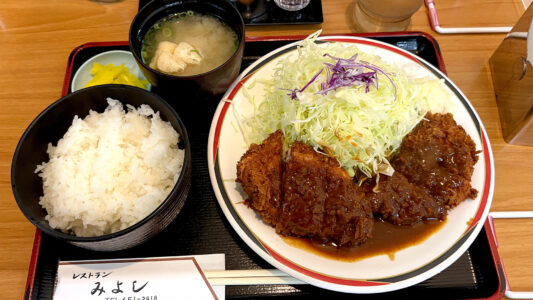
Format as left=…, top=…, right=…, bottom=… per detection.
left=207, top=35, right=494, bottom=293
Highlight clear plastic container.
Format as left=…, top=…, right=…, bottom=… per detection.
left=353, top=0, right=423, bottom=32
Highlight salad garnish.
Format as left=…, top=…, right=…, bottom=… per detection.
left=237, top=31, right=455, bottom=178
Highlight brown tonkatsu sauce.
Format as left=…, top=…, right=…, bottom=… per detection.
left=283, top=218, right=446, bottom=262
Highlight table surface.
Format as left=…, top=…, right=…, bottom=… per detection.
left=1, top=0, right=532, bottom=298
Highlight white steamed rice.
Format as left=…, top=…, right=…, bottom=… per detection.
left=35, top=98, right=184, bottom=237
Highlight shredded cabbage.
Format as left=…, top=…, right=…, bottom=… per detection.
left=240, top=32, right=454, bottom=178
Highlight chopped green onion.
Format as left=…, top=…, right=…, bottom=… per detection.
left=162, top=27, right=172, bottom=37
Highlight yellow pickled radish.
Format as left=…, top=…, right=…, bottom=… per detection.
left=84, top=63, right=149, bottom=89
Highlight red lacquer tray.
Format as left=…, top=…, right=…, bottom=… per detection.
left=25, top=33, right=507, bottom=299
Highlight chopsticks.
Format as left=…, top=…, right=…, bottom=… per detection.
left=204, top=269, right=306, bottom=286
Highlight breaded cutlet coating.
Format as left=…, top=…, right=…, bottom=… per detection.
left=391, top=113, right=479, bottom=209
left=236, top=130, right=283, bottom=225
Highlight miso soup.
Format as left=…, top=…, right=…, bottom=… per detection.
left=142, top=11, right=239, bottom=76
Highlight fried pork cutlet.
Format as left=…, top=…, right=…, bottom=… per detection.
left=236, top=134, right=374, bottom=247
left=277, top=142, right=374, bottom=247
left=236, top=112, right=479, bottom=247
left=391, top=113, right=479, bottom=209
left=366, top=171, right=445, bottom=225
left=236, top=130, right=283, bottom=225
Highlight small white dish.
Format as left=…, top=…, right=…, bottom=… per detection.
left=71, top=50, right=150, bottom=92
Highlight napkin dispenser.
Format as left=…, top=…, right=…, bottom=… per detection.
left=490, top=5, right=533, bottom=145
